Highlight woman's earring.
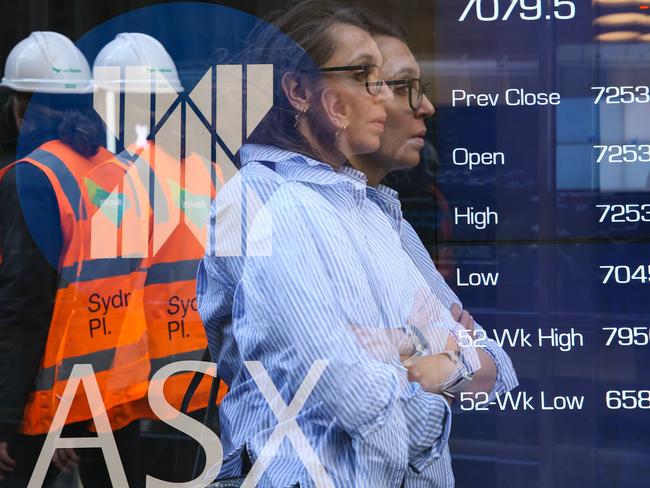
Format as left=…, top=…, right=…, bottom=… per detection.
left=334, top=123, right=348, bottom=145
left=294, top=106, right=307, bottom=129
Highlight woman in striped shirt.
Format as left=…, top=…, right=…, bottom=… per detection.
left=198, top=2, right=515, bottom=486
left=354, top=11, right=519, bottom=402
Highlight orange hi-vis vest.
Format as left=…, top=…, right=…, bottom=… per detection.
left=144, top=144, right=226, bottom=414
left=0, top=140, right=150, bottom=435
left=104, top=142, right=226, bottom=421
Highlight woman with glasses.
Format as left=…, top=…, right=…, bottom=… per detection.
left=198, top=1, right=490, bottom=486
left=347, top=11, right=520, bottom=486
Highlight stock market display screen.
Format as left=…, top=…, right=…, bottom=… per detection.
left=388, top=1, right=650, bottom=486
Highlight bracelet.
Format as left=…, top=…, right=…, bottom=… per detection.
left=400, top=324, right=429, bottom=367
left=438, top=350, right=460, bottom=366
left=402, top=349, right=460, bottom=368
left=441, top=350, right=475, bottom=399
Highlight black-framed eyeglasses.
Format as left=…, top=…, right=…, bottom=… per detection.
left=384, top=78, right=432, bottom=111
left=319, top=64, right=384, bottom=96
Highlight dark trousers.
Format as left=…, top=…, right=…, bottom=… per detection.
left=2, top=421, right=141, bottom=487
left=142, top=408, right=219, bottom=483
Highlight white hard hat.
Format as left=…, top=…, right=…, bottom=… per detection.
left=1, top=31, right=92, bottom=94
left=93, top=33, right=183, bottom=93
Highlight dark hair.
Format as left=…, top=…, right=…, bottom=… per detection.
left=242, top=0, right=370, bottom=162
left=358, top=8, right=408, bottom=43
left=57, top=109, right=104, bottom=158
left=12, top=92, right=104, bottom=159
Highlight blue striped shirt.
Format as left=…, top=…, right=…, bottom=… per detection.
left=197, top=144, right=518, bottom=487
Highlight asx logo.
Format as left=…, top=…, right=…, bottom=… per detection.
left=90, top=64, right=274, bottom=259
left=28, top=361, right=334, bottom=488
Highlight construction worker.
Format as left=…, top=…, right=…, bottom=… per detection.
left=0, top=32, right=149, bottom=486
left=91, top=32, right=226, bottom=483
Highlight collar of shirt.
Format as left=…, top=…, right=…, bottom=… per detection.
left=239, top=144, right=368, bottom=208
left=366, top=183, right=403, bottom=233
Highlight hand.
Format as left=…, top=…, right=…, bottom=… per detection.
left=451, top=303, right=475, bottom=336
left=52, top=447, right=79, bottom=474
left=0, top=441, right=16, bottom=480
left=406, top=353, right=458, bottom=394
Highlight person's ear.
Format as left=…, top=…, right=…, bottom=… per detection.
left=11, top=95, right=24, bottom=130
left=281, top=72, right=311, bottom=113
left=319, top=87, right=349, bottom=131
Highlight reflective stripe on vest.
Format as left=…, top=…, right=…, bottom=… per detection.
left=144, top=259, right=200, bottom=286
left=28, top=149, right=83, bottom=218
left=35, top=333, right=148, bottom=391
left=148, top=347, right=205, bottom=377
left=59, top=258, right=143, bottom=287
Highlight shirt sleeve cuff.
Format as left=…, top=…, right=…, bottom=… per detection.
left=339, top=359, right=402, bottom=439
left=401, top=383, right=452, bottom=473
left=471, top=322, right=519, bottom=403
